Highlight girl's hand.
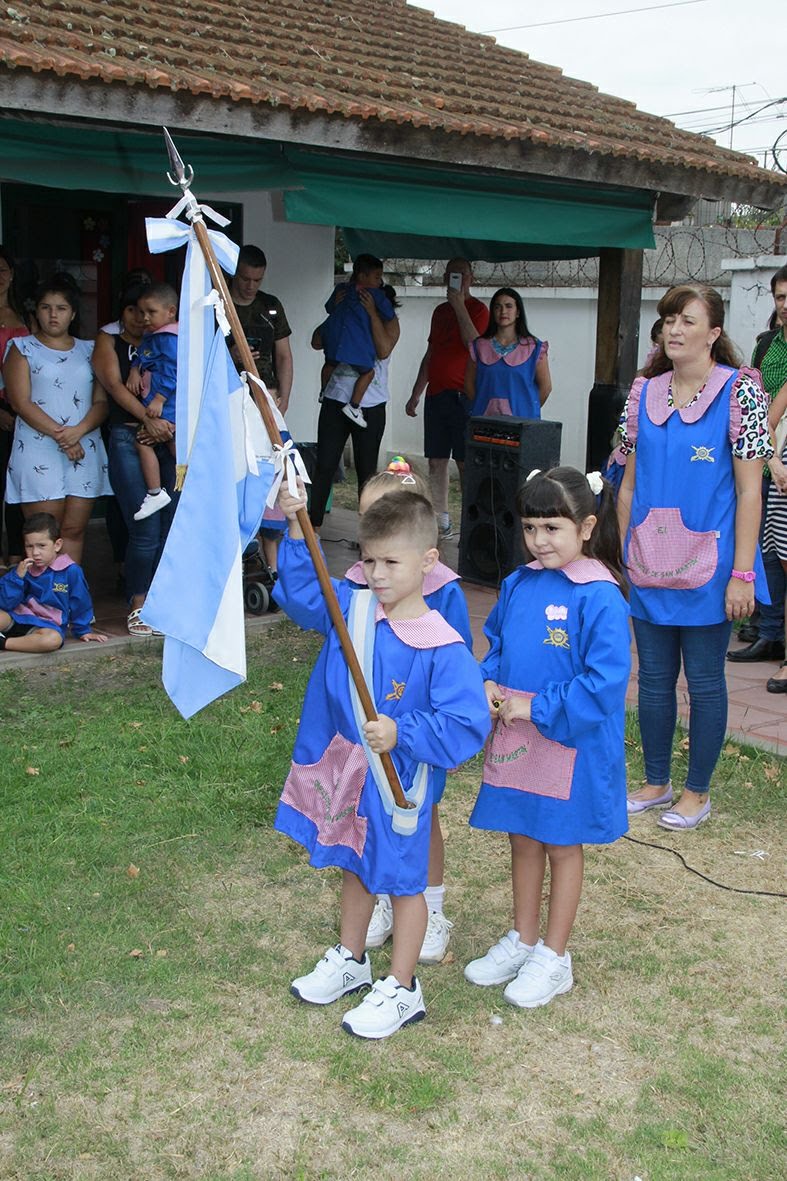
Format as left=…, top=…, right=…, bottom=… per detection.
left=277, top=481, right=308, bottom=520
left=363, top=715, right=397, bottom=754
left=53, top=424, right=83, bottom=450
left=770, top=457, right=787, bottom=495
left=498, top=694, right=532, bottom=725
left=725, top=577, right=755, bottom=622
left=63, top=442, right=85, bottom=462
left=81, top=630, right=108, bottom=643
left=484, top=679, right=503, bottom=719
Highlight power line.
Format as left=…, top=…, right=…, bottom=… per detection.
left=481, top=0, right=708, bottom=34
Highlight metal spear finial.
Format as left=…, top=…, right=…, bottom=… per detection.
left=163, top=127, right=194, bottom=191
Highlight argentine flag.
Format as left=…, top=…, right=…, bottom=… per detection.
left=141, top=330, right=275, bottom=718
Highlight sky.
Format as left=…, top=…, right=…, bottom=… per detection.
left=410, top=0, right=787, bottom=170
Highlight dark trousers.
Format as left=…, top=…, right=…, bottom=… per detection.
left=0, top=424, right=24, bottom=559
left=309, top=399, right=386, bottom=527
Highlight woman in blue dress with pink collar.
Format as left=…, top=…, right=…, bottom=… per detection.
left=465, top=287, right=552, bottom=419
left=617, top=284, right=772, bottom=831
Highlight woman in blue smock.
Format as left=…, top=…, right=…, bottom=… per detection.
left=618, top=284, right=772, bottom=831
left=465, top=287, right=551, bottom=419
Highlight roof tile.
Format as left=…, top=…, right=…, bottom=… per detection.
left=0, top=0, right=782, bottom=190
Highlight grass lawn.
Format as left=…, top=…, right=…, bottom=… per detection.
left=0, top=623, right=784, bottom=1181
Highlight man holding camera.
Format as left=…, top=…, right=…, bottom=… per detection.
left=405, top=258, right=488, bottom=539
left=229, top=244, right=293, bottom=414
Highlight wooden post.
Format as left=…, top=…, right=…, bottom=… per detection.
left=587, top=247, right=644, bottom=469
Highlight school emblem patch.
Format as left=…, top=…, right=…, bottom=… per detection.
left=385, top=679, right=405, bottom=701
left=544, top=625, right=570, bottom=650
left=690, top=445, right=715, bottom=463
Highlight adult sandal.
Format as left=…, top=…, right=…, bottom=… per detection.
left=127, top=608, right=153, bottom=637
left=657, top=799, right=711, bottom=831
left=626, top=785, right=673, bottom=814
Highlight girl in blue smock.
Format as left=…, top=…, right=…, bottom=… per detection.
left=343, top=458, right=473, bottom=966
left=465, top=467, right=630, bottom=1010
left=618, top=285, right=771, bottom=832
left=465, top=287, right=551, bottom=419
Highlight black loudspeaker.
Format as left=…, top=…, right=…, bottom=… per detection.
left=459, top=416, right=563, bottom=587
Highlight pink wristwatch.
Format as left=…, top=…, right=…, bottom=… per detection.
left=731, top=569, right=756, bottom=583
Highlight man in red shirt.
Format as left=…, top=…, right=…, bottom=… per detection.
left=406, top=259, right=489, bottom=539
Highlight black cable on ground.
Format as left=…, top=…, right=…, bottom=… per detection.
left=622, top=834, right=786, bottom=898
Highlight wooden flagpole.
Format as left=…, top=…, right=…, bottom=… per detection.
left=162, top=129, right=412, bottom=811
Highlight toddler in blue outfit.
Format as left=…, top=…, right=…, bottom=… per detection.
left=127, top=283, right=179, bottom=521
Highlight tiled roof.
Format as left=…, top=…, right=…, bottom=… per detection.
left=0, top=0, right=782, bottom=191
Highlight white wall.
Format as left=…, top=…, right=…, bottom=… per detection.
left=723, top=256, right=786, bottom=363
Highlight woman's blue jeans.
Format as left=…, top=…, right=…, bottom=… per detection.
left=107, top=425, right=177, bottom=602
left=632, top=617, right=733, bottom=795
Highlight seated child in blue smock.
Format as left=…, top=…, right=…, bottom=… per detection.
left=273, top=487, right=489, bottom=1040
left=342, top=458, right=473, bottom=966
left=0, top=512, right=107, bottom=652
left=320, top=253, right=395, bottom=430
left=464, top=467, right=630, bottom=1011
left=127, top=283, right=179, bottom=521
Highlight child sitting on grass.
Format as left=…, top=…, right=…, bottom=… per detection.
left=320, top=254, right=395, bottom=430
left=343, top=458, right=473, bottom=965
left=273, top=486, right=489, bottom=1040
left=0, top=513, right=107, bottom=652
left=127, top=283, right=178, bottom=521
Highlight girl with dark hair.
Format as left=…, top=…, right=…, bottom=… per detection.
left=0, top=246, right=30, bottom=567
left=465, top=467, right=630, bottom=1009
left=465, top=287, right=552, bottom=418
left=618, top=284, right=772, bottom=829
left=4, top=278, right=111, bottom=564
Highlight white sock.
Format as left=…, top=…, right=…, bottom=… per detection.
left=438, top=512, right=449, bottom=529
left=513, top=930, right=535, bottom=951
left=423, top=884, right=445, bottom=914
left=147, top=487, right=162, bottom=496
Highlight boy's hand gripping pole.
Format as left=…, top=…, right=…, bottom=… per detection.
left=162, top=129, right=413, bottom=811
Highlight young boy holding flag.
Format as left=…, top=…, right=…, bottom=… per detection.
left=273, top=487, right=489, bottom=1039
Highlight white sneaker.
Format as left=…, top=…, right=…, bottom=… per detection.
left=464, top=930, right=534, bottom=986
left=342, top=403, right=367, bottom=428
left=134, top=489, right=172, bottom=521
left=341, top=975, right=426, bottom=1040
left=503, top=942, right=573, bottom=1009
left=365, top=896, right=394, bottom=949
left=418, top=912, right=453, bottom=964
left=290, top=944, right=371, bottom=1006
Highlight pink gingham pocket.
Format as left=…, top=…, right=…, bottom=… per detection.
left=483, top=687, right=576, bottom=800
left=627, top=507, right=718, bottom=590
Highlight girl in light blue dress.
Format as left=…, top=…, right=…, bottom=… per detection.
left=4, top=279, right=111, bottom=563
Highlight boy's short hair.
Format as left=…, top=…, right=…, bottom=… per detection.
left=22, top=512, right=60, bottom=541
left=238, top=244, right=267, bottom=270
left=358, top=492, right=437, bottom=551
left=142, top=282, right=178, bottom=307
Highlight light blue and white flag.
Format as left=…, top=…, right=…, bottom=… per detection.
left=141, top=329, right=277, bottom=718
left=139, top=199, right=311, bottom=717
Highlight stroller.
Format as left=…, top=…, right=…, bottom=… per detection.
left=242, top=537, right=278, bottom=615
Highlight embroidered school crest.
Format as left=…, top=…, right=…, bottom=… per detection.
left=385, top=679, right=406, bottom=701
left=543, top=604, right=570, bottom=649
left=544, top=625, right=570, bottom=650
left=690, top=445, right=715, bottom=463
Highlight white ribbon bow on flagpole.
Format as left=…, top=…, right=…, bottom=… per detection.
left=144, top=210, right=239, bottom=469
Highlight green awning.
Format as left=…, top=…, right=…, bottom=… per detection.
left=285, top=150, right=656, bottom=261
left=0, top=117, right=655, bottom=260
left=0, top=119, right=294, bottom=196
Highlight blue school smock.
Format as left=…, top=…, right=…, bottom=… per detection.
left=469, top=336, right=545, bottom=419
left=273, top=537, right=490, bottom=895
left=135, top=325, right=178, bottom=425
left=344, top=557, right=474, bottom=805
left=0, top=553, right=94, bottom=640
left=321, top=285, right=395, bottom=372
left=624, top=366, right=767, bottom=626
left=469, top=559, right=630, bottom=846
